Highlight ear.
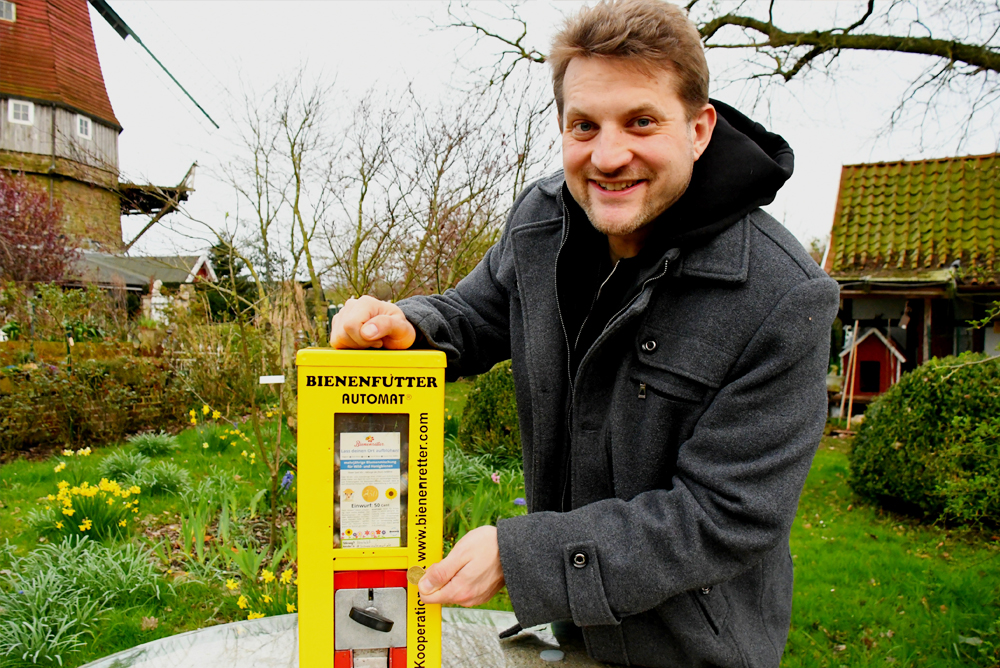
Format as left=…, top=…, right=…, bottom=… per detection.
left=690, top=104, right=717, bottom=161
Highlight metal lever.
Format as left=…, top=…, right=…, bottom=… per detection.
left=349, top=606, right=394, bottom=633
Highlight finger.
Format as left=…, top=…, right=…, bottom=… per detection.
left=360, top=314, right=415, bottom=349
left=418, top=551, right=469, bottom=599
left=337, top=299, right=379, bottom=349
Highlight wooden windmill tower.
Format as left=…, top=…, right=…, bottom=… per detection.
left=0, top=0, right=208, bottom=251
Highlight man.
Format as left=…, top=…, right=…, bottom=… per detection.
left=331, top=1, right=839, bottom=665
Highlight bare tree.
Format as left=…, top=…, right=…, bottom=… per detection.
left=441, top=0, right=1000, bottom=150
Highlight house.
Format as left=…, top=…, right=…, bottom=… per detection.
left=823, top=152, right=1000, bottom=396
left=0, top=0, right=193, bottom=250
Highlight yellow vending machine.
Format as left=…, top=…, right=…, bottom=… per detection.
left=297, top=349, right=446, bottom=668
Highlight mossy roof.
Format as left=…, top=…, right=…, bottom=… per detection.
left=823, top=153, right=1000, bottom=286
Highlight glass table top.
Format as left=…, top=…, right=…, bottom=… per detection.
left=80, top=609, right=610, bottom=668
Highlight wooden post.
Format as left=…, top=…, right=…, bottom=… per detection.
left=839, top=319, right=861, bottom=424
left=922, top=297, right=932, bottom=363
left=845, top=322, right=860, bottom=429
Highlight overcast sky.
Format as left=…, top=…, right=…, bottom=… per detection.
left=89, top=1, right=999, bottom=258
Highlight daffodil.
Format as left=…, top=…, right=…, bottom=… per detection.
left=189, top=409, right=197, bottom=418
left=202, top=404, right=211, bottom=415
left=248, top=611, right=265, bottom=620
left=119, top=519, right=127, bottom=527
left=262, top=594, right=273, bottom=604
left=54, top=462, right=66, bottom=473
left=55, top=521, right=63, bottom=529
left=280, top=570, right=293, bottom=585
left=47, top=494, right=56, bottom=501
left=62, top=507, right=75, bottom=516
left=62, top=449, right=74, bottom=456
left=226, top=579, right=239, bottom=591
left=203, top=442, right=210, bottom=449
left=287, top=603, right=296, bottom=613
left=212, top=410, right=221, bottom=419
left=237, top=595, right=248, bottom=609
left=261, top=569, right=275, bottom=584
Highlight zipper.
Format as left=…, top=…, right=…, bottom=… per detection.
left=573, top=259, right=621, bottom=353
left=554, top=195, right=574, bottom=512
left=574, top=255, right=672, bottom=378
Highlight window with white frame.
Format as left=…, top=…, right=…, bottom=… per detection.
left=0, top=2, right=15, bottom=22
left=8, top=99, right=33, bottom=125
left=76, top=114, right=92, bottom=140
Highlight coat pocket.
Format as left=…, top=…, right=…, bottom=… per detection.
left=689, top=584, right=731, bottom=636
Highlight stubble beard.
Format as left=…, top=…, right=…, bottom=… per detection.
left=579, top=169, right=693, bottom=238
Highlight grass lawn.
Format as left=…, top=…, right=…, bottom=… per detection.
left=785, top=436, right=1000, bottom=667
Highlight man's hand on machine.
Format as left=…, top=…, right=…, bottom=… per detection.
left=418, top=526, right=505, bottom=607
left=329, top=296, right=416, bottom=350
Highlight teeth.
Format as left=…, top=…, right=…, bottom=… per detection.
left=598, top=181, right=637, bottom=191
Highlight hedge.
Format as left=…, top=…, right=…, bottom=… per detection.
left=849, top=352, right=1000, bottom=526
left=0, top=358, right=192, bottom=453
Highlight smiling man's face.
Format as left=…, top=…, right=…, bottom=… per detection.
left=561, top=56, right=715, bottom=246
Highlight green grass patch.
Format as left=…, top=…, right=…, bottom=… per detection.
left=785, top=437, right=1000, bottom=667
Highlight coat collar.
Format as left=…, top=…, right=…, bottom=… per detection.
left=536, top=172, right=750, bottom=284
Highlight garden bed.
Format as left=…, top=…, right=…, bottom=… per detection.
left=0, top=402, right=997, bottom=666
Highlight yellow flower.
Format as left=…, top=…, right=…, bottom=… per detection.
left=47, top=494, right=56, bottom=501
left=212, top=410, right=221, bottom=419
left=62, top=449, right=74, bottom=456
left=190, top=418, right=197, bottom=425
left=129, top=486, right=141, bottom=495
left=261, top=569, right=275, bottom=584
left=132, top=508, right=139, bottom=513
left=76, top=448, right=91, bottom=456
left=237, top=595, right=248, bottom=609
left=280, top=570, right=293, bottom=585
left=262, top=594, right=273, bottom=604
left=226, top=579, right=239, bottom=591
left=294, top=578, right=298, bottom=586
left=57, top=481, right=69, bottom=490
left=79, top=518, right=93, bottom=531
left=55, top=521, right=63, bottom=529
left=62, top=507, right=75, bottom=516
left=265, top=411, right=273, bottom=418
left=54, top=462, right=66, bottom=473
left=119, top=519, right=127, bottom=527
left=202, top=404, right=211, bottom=415
left=202, top=442, right=210, bottom=449
left=286, top=603, right=296, bottom=613
left=241, top=450, right=248, bottom=457
left=247, top=611, right=265, bottom=620
left=189, top=409, right=196, bottom=418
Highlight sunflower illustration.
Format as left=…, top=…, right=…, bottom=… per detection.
left=385, top=488, right=397, bottom=500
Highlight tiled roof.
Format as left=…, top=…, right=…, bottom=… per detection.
left=823, top=153, right=999, bottom=287
left=0, top=0, right=120, bottom=129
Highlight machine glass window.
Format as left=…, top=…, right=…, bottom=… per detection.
left=0, top=2, right=15, bottom=22
left=8, top=100, right=33, bottom=125
left=77, top=115, right=92, bottom=140
left=333, top=413, right=409, bottom=549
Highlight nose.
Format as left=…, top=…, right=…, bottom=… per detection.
left=591, top=128, right=632, bottom=174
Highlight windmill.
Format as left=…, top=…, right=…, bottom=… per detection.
left=0, top=0, right=214, bottom=251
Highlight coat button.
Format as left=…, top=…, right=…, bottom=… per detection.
left=641, top=339, right=657, bottom=352
left=572, top=552, right=588, bottom=568
left=700, top=587, right=712, bottom=595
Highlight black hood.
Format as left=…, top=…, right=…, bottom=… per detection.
left=651, top=99, right=794, bottom=248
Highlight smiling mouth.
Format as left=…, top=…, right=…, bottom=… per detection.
left=594, top=180, right=641, bottom=192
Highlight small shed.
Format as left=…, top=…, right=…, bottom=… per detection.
left=840, top=328, right=907, bottom=402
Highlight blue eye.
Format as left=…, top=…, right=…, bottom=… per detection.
left=575, top=122, right=593, bottom=132
left=636, top=118, right=651, bottom=128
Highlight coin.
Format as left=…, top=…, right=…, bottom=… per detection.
left=406, top=565, right=426, bottom=585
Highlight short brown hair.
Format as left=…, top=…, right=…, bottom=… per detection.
left=550, top=0, right=709, bottom=120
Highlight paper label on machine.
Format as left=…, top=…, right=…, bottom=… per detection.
left=340, top=431, right=401, bottom=547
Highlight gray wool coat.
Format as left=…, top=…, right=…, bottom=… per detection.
left=398, top=172, right=840, bottom=668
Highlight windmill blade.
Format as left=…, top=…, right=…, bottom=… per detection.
left=88, top=0, right=220, bottom=129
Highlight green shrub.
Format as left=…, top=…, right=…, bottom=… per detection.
left=457, top=361, right=521, bottom=465
left=849, top=352, right=1000, bottom=526
left=127, top=431, right=178, bottom=457
left=132, top=462, right=191, bottom=497
left=98, top=450, right=150, bottom=481
left=0, top=358, right=192, bottom=454
left=29, top=478, right=141, bottom=542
